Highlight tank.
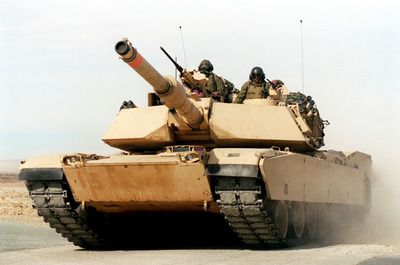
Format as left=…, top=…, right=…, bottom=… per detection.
left=18, top=38, right=372, bottom=249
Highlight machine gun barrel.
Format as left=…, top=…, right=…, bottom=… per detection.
left=115, top=38, right=203, bottom=128
left=160, top=46, right=183, bottom=74
left=266, top=78, right=277, bottom=89
left=160, top=46, right=208, bottom=96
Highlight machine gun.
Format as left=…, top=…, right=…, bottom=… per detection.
left=160, top=47, right=208, bottom=97
left=266, top=78, right=277, bottom=89
left=266, top=78, right=286, bottom=90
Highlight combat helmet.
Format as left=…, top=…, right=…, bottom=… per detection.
left=198, top=60, right=214, bottom=75
left=249, top=66, right=265, bottom=81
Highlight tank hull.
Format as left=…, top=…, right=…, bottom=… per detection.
left=262, top=152, right=367, bottom=205
left=62, top=154, right=218, bottom=214
left=19, top=147, right=371, bottom=248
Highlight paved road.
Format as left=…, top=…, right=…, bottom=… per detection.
left=1, top=222, right=400, bottom=265
left=0, top=222, right=70, bottom=252
left=1, top=242, right=400, bottom=265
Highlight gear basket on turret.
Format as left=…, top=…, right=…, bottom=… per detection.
left=19, top=38, right=372, bottom=249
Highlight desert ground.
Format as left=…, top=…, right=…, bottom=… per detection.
left=0, top=173, right=46, bottom=225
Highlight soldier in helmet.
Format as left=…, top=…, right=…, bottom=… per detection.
left=198, top=60, right=228, bottom=102
left=234, top=67, right=271, bottom=104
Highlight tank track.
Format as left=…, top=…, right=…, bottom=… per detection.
left=27, top=180, right=105, bottom=249
left=215, top=176, right=290, bottom=248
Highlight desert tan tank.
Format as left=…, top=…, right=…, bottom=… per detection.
left=18, top=38, right=372, bottom=249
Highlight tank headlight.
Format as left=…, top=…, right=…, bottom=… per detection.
left=70, top=157, right=76, bottom=163
left=185, top=154, right=193, bottom=161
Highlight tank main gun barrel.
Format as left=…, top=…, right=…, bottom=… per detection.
left=115, top=38, right=203, bottom=128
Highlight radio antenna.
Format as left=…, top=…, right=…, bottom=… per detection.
left=300, top=20, right=305, bottom=93
left=179, top=26, right=188, bottom=69
left=174, top=57, right=178, bottom=79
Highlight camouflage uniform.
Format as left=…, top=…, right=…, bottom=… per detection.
left=234, top=81, right=270, bottom=104
left=204, top=73, right=228, bottom=102
left=198, top=60, right=228, bottom=102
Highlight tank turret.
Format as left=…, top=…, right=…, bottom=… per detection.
left=103, top=39, right=327, bottom=152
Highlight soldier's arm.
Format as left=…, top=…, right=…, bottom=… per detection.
left=234, top=82, right=250, bottom=104
left=214, top=76, right=228, bottom=101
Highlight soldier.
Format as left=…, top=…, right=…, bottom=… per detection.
left=198, top=60, right=228, bottom=102
left=234, top=67, right=281, bottom=104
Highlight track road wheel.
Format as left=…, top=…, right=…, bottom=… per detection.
left=305, top=203, right=317, bottom=239
left=291, top=202, right=305, bottom=238
left=274, top=200, right=289, bottom=239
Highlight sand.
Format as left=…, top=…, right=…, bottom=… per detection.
left=0, top=174, right=46, bottom=226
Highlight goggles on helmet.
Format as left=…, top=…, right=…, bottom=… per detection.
left=199, top=65, right=210, bottom=70
left=199, top=66, right=211, bottom=75
left=251, top=73, right=263, bottom=79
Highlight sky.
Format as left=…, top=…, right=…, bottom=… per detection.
left=1, top=0, right=399, bottom=166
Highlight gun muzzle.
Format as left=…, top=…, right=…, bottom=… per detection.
left=115, top=39, right=170, bottom=94
left=115, top=41, right=130, bottom=56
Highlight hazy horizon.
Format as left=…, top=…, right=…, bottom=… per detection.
left=0, top=159, right=20, bottom=173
